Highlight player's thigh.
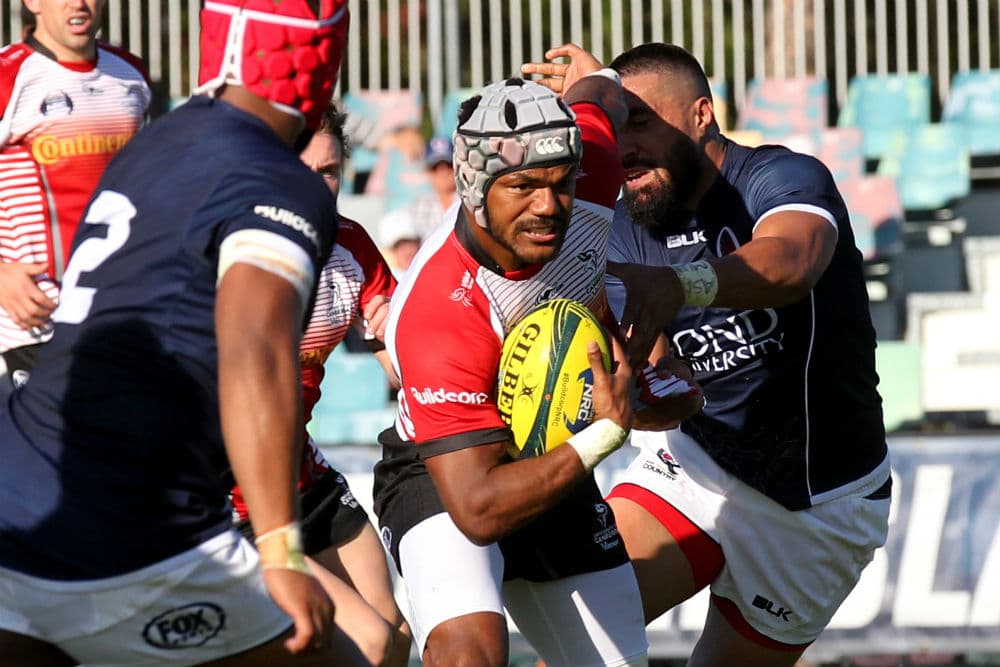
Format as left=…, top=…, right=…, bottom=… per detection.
left=0, top=630, right=75, bottom=667
left=397, top=512, right=508, bottom=666
left=503, top=563, right=648, bottom=667
left=200, top=624, right=369, bottom=667
left=687, top=601, right=806, bottom=667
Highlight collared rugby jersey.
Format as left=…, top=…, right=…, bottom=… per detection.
left=607, top=138, right=889, bottom=510
left=0, top=38, right=150, bottom=351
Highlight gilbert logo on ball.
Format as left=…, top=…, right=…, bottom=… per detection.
left=498, top=299, right=611, bottom=459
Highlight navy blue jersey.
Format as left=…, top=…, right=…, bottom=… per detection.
left=607, top=139, right=888, bottom=510
left=0, top=96, right=337, bottom=580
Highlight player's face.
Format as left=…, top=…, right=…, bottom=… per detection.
left=618, top=71, right=704, bottom=232
left=299, top=132, right=344, bottom=199
left=482, top=162, right=577, bottom=271
left=24, top=0, right=104, bottom=62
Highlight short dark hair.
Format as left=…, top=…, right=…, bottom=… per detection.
left=610, top=43, right=713, bottom=101
left=316, top=103, right=351, bottom=158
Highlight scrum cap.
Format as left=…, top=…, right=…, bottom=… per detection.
left=197, top=0, right=349, bottom=131
left=454, top=78, right=580, bottom=228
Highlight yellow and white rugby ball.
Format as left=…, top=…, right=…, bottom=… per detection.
left=497, top=299, right=612, bottom=459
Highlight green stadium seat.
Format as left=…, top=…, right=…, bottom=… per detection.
left=876, top=123, right=970, bottom=212
left=875, top=341, right=923, bottom=432
left=838, top=73, right=931, bottom=161
left=943, top=69, right=1000, bottom=157
left=307, top=348, right=395, bottom=445
left=738, top=76, right=828, bottom=140
left=434, top=87, right=478, bottom=141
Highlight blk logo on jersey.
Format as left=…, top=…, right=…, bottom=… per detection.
left=142, top=602, right=225, bottom=649
left=664, top=230, right=707, bottom=249
left=752, top=594, right=793, bottom=621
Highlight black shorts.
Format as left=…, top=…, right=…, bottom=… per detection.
left=235, top=468, right=370, bottom=556
left=373, top=428, right=629, bottom=582
left=1, top=343, right=42, bottom=391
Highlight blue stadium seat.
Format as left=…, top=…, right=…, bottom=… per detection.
left=435, top=87, right=478, bottom=141
left=876, top=123, right=970, bottom=212
left=943, top=69, right=1000, bottom=157
left=307, top=348, right=395, bottom=446
left=838, top=73, right=931, bottom=161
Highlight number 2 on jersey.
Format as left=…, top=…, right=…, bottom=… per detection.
left=52, top=190, right=135, bottom=325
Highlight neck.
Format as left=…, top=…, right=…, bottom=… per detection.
left=218, top=85, right=305, bottom=147
left=28, top=31, right=96, bottom=63
left=688, top=136, right=727, bottom=207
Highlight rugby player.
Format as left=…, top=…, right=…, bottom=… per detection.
left=0, top=0, right=150, bottom=391
left=373, top=45, right=649, bottom=667
left=529, top=42, right=891, bottom=667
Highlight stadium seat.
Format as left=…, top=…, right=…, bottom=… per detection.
left=341, top=89, right=424, bottom=183
left=943, top=69, right=1000, bottom=158
left=875, top=341, right=923, bottom=432
left=710, top=79, right=730, bottom=131
left=737, top=76, right=827, bottom=141
left=876, top=123, right=970, bottom=213
left=839, top=176, right=904, bottom=260
left=307, top=348, right=395, bottom=446
left=815, top=126, right=865, bottom=184
left=837, top=73, right=931, bottom=161
left=725, top=129, right=765, bottom=147
left=434, top=87, right=478, bottom=140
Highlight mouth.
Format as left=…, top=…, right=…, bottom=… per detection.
left=519, top=221, right=564, bottom=244
left=68, top=15, right=93, bottom=34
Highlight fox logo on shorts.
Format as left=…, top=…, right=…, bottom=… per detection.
left=142, top=602, right=225, bottom=648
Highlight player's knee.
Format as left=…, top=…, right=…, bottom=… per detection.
left=422, top=632, right=507, bottom=667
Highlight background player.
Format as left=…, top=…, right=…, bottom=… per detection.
left=532, top=42, right=890, bottom=667
left=0, top=0, right=150, bottom=391
left=232, top=104, right=412, bottom=667
left=0, top=1, right=370, bottom=665
left=373, top=49, right=649, bottom=667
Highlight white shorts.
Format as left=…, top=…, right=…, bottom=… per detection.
left=609, top=430, right=890, bottom=646
left=398, top=512, right=648, bottom=667
left=0, top=530, right=291, bottom=667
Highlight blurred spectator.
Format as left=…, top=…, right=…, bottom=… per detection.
left=364, top=125, right=431, bottom=210
left=410, top=137, right=460, bottom=239
left=377, top=208, right=423, bottom=278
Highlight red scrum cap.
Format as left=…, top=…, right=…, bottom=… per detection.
left=197, top=0, right=349, bottom=131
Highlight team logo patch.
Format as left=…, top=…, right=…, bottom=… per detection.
left=592, top=502, right=620, bottom=551
left=40, top=90, right=73, bottom=116
left=11, top=370, right=30, bottom=388
left=380, top=526, right=393, bottom=551
left=142, top=602, right=225, bottom=649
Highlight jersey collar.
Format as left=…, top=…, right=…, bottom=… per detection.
left=26, top=31, right=98, bottom=71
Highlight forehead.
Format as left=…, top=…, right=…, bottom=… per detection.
left=622, top=71, right=691, bottom=119
left=493, top=161, right=576, bottom=185
left=300, top=132, right=341, bottom=162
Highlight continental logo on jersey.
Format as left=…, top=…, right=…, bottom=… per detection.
left=253, top=205, right=320, bottom=248
left=31, top=131, right=134, bottom=165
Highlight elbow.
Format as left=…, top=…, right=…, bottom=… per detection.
left=447, top=496, right=506, bottom=545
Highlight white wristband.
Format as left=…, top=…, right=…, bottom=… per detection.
left=671, top=260, right=718, bottom=307
left=585, top=67, right=622, bottom=87
left=566, top=418, right=628, bottom=472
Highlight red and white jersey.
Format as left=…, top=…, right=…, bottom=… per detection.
left=232, top=217, right=396, bottom=520
left=385, top=103, right=622, bottom=451
left=0, top=38, right=150, bottom=351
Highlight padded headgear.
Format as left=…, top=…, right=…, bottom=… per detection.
left=197, top=0, right=349, bottom=131
left=453, top=78, right=581, bottom=228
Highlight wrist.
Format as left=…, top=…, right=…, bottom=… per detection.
left=670, top=260, right=718, bottom=307
left=566, top=418, right=628, bottom=472
left=255, top=521, right=310, bottom=575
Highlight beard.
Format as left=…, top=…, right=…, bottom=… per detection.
left=621, top=144, right=702, bottom=234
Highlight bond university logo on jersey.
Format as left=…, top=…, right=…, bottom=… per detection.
left=142, top=602, right=226, bottom=649
left=673, top=307, right=785, bottom=374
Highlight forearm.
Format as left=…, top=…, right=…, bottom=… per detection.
left=710, top=236, right=821, bottom=308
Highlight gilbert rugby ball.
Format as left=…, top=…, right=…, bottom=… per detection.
left=497, top=299, right=612, bottom=459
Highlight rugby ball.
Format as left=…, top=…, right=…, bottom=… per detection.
left=497, top=299, right=612, bottom=459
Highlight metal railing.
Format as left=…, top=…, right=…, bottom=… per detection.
left=3, top=0, right=998, bottom=124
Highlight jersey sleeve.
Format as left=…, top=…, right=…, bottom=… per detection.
left=392, top=270, right=510, bottom=456
left=339, top=217, right=397, bottom=315
left=744, top=151, right=846, bottom=235
left=570, top=101, right=624, bottom=210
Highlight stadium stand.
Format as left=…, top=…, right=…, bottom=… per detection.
left=943, top=70, right=1000, bottom=164
left=307, top=346, right=395, bottom=446
left=434, top=86, right=478, bottom=140
left=876, top=123, right=971, bottom=215
left=837, top=73, right=932, bottom=163
left=737, top=75, right=828, bottom=140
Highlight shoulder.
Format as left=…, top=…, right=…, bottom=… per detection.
left=96, top=42, right=152, bottom=86
left=734, top=142, right=833, bottom=189
left=0, top=44, right=35, bottom=117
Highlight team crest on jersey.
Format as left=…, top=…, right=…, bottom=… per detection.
left=717, top=226, right=741, bottom=256
left=39, top=90, right=73, bottom=116
left=324, top=273, right=352, bottom=324
left=449, top=270, right=476, bottom=307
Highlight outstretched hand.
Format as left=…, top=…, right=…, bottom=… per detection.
left=521, top=43, right=604, bottom=96
left=606, top=261, right=686, bottom=371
